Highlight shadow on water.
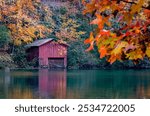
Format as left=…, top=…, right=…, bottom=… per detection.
left=0, top=69, right=150, bottom=99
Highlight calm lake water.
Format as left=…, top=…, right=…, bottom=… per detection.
left=0, top=69, right=150, bottom=99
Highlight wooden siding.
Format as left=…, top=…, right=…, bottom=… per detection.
left=39, top=41, right=67, bottom=67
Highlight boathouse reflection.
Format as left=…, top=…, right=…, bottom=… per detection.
left=39, top=69, right=66, bottom=99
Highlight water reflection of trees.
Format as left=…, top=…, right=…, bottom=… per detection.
left=0, top=70, right=5, bottom=98
left=66, top=70, right=150, bottom=99
left=7, top=69, right=67, bottom=99
left=1, top=69, right=150, bottom=99
left=8, top=70, right=38, bottom=99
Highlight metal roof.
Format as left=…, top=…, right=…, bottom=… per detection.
left=26, top=38, right=53, bottom=48
left=26, top=38, right=69, bottom=48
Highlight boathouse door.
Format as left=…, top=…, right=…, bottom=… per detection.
left=48, top=58, right=64, bottom=68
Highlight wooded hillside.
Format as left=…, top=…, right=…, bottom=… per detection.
left=0, top=0, right=150, bottom=69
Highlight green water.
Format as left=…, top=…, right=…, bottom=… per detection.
left=0, top=69, right=150, bottom=99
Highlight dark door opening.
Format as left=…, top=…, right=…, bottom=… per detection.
left=48, top=58, right=64, bottom=68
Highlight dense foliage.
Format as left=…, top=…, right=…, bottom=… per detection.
left=0, top=0, right=54, bottom=45
left=83, top=0, right=150, bottom=64
left=0, top=0, right=150, bottom=69
left=0, top=25, right=10, bottom=48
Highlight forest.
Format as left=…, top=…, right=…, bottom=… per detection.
left=0, top=0, right=150, bottom=69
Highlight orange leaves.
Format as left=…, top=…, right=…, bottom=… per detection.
left=85, top=41, right=94, bottom=52
left=108, top=55, right=119, bottom=64
left=90, top=14, right=102, bottom=25
left=84, top=32, right=95, bottom=52
left=99, top=46, right=107, bottom=58
left=82, top=0, right=86, bottom=5
left=90, top=14, right=105, bottom=30
left=130, top=0, right=144, bottom=15
left=100, top=30, right=110, bottom=36
left=82, top=0, right=96, bottom=14
left=82, top=0, right=150, bottom=64
left=144, top=9, right=150, bottom=18
left=84, top=32, right=94, bottom=44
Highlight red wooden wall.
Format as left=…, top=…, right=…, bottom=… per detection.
left=39, top=41, right=67, bottom=67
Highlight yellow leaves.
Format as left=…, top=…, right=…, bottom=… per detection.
left=0, top=0, right=53, bottom=45
left=16, top=0, right=35, bottom=11
left=146, top=47, right=150, bottom=58
left=56, top=16, right=85, bottom=41
left=78, top=31, right=86, bottom=35
left=61, top=17, right=80, bottom=29
left=111, top=1, right=124, bottom=12
left=14, top=39, right=22, bottom=45
left=126, top=49, right=143, bottom=60
left=130, top=0, right=145, bottom=15
left=24, top=26, right=37, bottom=38
left=111, top=41, right=128, bottom=55
left=39, top=25, right=51, bottom=37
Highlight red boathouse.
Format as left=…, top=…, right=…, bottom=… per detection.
left=26, top=39, right=68, bottom=68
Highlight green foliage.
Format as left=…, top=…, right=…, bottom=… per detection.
left=59, top=7, right=67, bottom=15
left=12, top=46, right=38, bottom=68
left=67, top=40, right=103, bottom=69
left=12, top=46, right=28, bottom=68
left=0, top=25, right=11, bottom=48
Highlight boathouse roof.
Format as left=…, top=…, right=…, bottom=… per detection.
left=26, top=38, right=69, bottom=48
left=26, top=38, right=53, bottom=47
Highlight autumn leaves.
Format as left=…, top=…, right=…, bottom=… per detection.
left=0, top=0, right=150, bottom=64
left=83, top=0, right=150, bottom=64
left=0, top=0, right=52, bottom=45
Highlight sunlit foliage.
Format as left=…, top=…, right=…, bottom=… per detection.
left=0, top=0, right=54, bottom=45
